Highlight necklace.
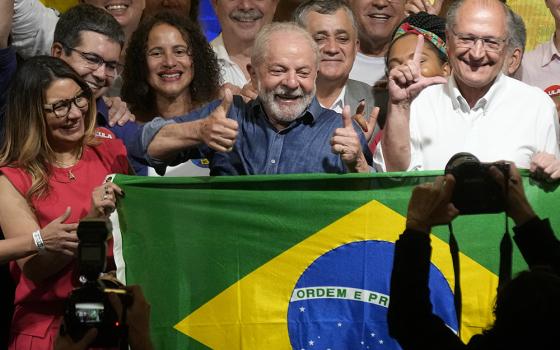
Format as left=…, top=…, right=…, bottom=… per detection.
left=54, top=146, right=83, bottom=181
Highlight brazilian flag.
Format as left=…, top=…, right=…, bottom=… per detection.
left=111, top=171, right=560, bottom=349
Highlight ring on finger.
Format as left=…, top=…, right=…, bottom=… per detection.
left=103, top=194, right=108, bottom=201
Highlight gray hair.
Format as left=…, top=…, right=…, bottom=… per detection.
left=292, top=0, right=357, bottom=34
left=446, top=0, right=514, bottom=42
left=507, top=9, right=526, bottom=53
left=251, top=22, right=320, bottom=68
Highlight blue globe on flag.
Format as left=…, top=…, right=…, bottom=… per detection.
left=287, top=240, right=458, bottom=349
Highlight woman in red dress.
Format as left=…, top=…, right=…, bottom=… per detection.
left=0, top=56, right=128, bottom=350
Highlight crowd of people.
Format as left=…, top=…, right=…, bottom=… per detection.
left=0, top=0, right=560, bottom=348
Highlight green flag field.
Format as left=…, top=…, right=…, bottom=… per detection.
left=111, top=171, right=560, bottom=349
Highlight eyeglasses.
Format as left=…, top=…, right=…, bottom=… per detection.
left=43, top=92, right=89, bottom=118
left=63, top=44, right=124, bottom=77
left=451, top=29, right=508, bottom=53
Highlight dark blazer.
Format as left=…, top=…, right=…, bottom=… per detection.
left=344, top=78, right=386, bottom=137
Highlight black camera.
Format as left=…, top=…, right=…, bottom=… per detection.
left=64, top=218, right=130, bottom=347
left=444, top=153, right=510, bottom=215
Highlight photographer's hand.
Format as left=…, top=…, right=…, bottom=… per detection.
left=108, top=285, right=154, bottom=350
left=406, top=175, right=459, bottom=233
left=489, top=163, right=536, bottom=226
left=54, top=327, right=97, bottom=350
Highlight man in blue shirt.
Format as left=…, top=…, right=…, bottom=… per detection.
left=130, top=22, right=374, bottom=176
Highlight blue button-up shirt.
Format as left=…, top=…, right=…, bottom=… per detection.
left=129, top=96, right=373, bottom=176
left=96, top=99, right=147, bottom=175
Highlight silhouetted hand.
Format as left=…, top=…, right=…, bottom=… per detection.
left=406, top=174, right=459, bottom=232
left=54, top=328, right=97, bottom=350
left=108, top=285, right=154, bottom=350
left=489, top=163, right=536, bottom=226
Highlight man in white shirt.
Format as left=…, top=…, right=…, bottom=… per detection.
left=210, top=0, right=279, bottom=89
left=377, top=0, right=560, bottom=172
left=346, top=0, right=405, bottom=86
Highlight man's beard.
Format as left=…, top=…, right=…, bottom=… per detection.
left=258, top=84, right=315, bottom=124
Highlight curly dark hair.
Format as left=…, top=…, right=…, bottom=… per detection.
left=388, top=11, right=448, bottom=65
left=121, top=10, right=220, bottom=119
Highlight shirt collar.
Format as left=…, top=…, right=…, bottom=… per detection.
left=320, top=86, right=346, bottom=113
left=211, top=34, right=235, bottom=65
left=541, top=36, right=560, bottom=67
left=447, top=73, right=504, bottom=114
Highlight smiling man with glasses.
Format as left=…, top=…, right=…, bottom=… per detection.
left=50, top=4, right=146, bottom=174
left=375, top=0, right=560, bottom=172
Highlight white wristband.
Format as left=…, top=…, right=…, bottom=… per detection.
left=32, top=230, right=45, bottom=251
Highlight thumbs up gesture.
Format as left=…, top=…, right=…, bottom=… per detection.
left=387, top=35, right=447, bottom=105
left=198, top=88, right=239, bottom=152
left=331, top=105, right=370, bottom=173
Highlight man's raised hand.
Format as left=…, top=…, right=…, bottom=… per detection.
left=198, top=88, right=239, bottom=152
left=387, top=35, right=447, bottom=105
left=405, top=0, right=444, bottom=16
left=331, top=105, right=369, bottom=173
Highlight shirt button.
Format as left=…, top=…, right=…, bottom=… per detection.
left=271, top=159, right=276, bottom=164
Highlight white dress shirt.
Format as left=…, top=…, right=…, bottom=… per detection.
left=319, top=86, right=347, bottom=113
left=374, top=73, right=560, bottom=171
left=516, top=37, right=560, bottom=92
left=210, top=34, right=248, bottom=88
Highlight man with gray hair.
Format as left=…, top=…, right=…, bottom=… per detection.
left=127, top=22, right=373, bottom=175
left=293, top=0, right=380, bottom=138
left=503, top=8, right=526, bottom=76
left=377, top=0, right=559, bottom=172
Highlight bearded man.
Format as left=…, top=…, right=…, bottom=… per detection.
left=127, top=23, right=372, bottom=176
